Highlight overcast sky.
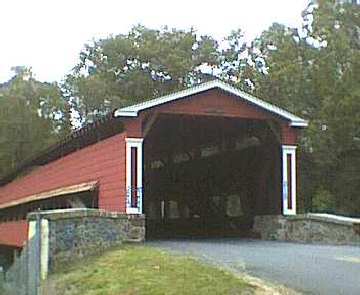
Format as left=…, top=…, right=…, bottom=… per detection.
left=0, top=0, right=308, bottom=83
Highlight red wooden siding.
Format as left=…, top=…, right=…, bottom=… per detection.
left=0, top=220, right=28, bottom=247
left=281, top=124, right=298, bottom=145
left=124, top=90, right=299, bottom=144
left=0, top=132, right=126, bottom=212
left=123, top=118, right=143, bottom=138
left=152, top=90, right=278, bottom=120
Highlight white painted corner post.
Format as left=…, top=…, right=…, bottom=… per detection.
left=282, top=145, right=297, bottom=215
left=126, top=138, right=144, bottom=214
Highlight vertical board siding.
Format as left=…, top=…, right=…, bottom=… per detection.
left=0, top=132, right=126, bottom=213
left=153, top=90, right=275, bottom=119
left=281, top=124, right=298, bottom=145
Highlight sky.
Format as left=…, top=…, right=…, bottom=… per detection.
left=0, top=0, right=308, bottom=83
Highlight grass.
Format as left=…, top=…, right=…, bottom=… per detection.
left=46, top=245, right=255, bottom=295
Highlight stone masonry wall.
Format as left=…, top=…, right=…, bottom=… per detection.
left=253, top=214, right=360, bottom=245
left=2, top=209, right=145, bottom=295
left=28, top=209, right=145, bottom=273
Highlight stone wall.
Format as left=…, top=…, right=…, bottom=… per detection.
left=28, top=209, right=145, bottom=273
left=253, top=214, right=360, bottom=245
left=2, top=209, right=145, bottom=295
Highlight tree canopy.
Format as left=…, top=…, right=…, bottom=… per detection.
left=0, top=67, right=71, bottom=177
left=250, top=0, right=360, bottom=215
left=64, top=26, right=221, bottom=123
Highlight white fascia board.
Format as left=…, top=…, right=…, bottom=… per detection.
left=115, top=111, right=138, bottom=117
left=114, top=80, right=308, bottom=127
left=125, top=137, right=144, bottom=143
left=290, top=121, right=309, bottom=127
left=114, top=82, right=218, bottom=117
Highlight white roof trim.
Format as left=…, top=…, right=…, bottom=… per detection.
left=0, top=181, right=98, bottom=210
left=114, top=80, right=308, bottom=127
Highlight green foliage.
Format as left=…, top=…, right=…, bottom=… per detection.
left=64, top=25, right=221, bottom=123
left=0, top=67, right=71, bottom=178
left=332, top=151, right=360, bottom=215
left=247, top=0, right=360, bottom=215
left=312, top=187, right=335, bottom=213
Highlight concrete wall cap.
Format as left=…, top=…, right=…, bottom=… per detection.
left=27, top=208, right=145, bottom=221
left=285, top=213, right=360, bottom=227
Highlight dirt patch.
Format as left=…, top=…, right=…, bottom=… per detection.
left=241, top=274, right=301, bottom=295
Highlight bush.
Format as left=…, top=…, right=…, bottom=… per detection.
left=312, top=187, right=336, bottom=213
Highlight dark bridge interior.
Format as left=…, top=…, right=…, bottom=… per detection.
left=144, top=114, right=282, bottom=239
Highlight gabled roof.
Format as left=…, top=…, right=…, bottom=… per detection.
left=114, top=80, right=308, bottom=127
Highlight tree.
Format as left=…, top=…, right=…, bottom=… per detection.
left=64, top=25, right=221, bottom=123
left=309, top=0, right=360, bottom=214
left=217, top=29, right=257, bottom=92
left=0, top=67, right=71, bottom=178
left=246, top=0, right=360, bottom=215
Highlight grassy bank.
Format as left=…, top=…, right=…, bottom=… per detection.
left=46, top=245, right=255, bottom=295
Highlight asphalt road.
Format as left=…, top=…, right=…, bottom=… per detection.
left=148, top=239, right=360, bottom=295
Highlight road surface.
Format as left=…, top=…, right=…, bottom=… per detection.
left=148, top=239, right=360, bottom=295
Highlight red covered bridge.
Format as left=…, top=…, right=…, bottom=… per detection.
left=0, top=80, right=307, bottom=260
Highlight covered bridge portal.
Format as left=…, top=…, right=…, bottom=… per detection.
left=0, top=80, right=307, bottom=247
left=118, top=81, right=307, bottom=237
left=144, top=114, right=283, bottom=237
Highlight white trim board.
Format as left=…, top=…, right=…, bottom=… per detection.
left=282, top=145, right=297, bottom=215
left=114, top=80, right=308, bottom=127
left=125, top=138, right=143, bottom=214
left=0, top=181, right=98, bottom=210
